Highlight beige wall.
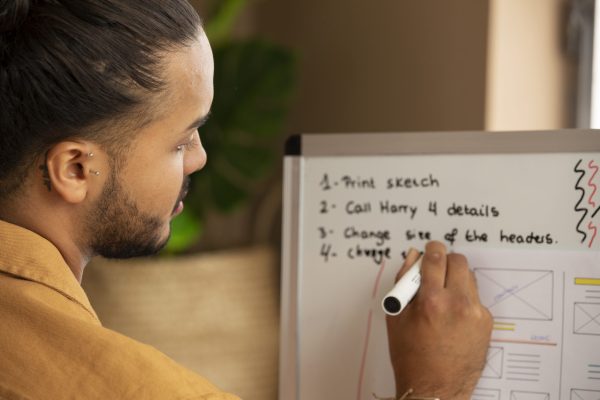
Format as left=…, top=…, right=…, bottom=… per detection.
left=254, top=0, right=490, bottom=133
left=247, top=0, right=576, bottom=133
left=485, top=0, right=574, bottom=130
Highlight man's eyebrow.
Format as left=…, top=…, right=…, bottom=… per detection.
left=185, top=110, right=211, bottom=132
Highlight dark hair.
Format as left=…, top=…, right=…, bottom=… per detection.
left=0, top=0, right=201, bottom=198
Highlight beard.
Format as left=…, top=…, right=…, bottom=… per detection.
left=87, top=171, right=189, bottom=259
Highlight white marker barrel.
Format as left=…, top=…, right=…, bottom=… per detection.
left=382, top=258, right=422, bottom=316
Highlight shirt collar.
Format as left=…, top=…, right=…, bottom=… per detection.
left=0, top=219, right=99, bottom=322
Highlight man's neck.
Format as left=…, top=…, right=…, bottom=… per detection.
left=0, top=200, right=89, bottom=283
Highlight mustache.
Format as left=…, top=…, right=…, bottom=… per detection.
left=173, top=177, right=191, bottom=212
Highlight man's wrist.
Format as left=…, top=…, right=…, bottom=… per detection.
left=393, top=384, right=474, bottom=400
left=375, top=388, right=440, bottom=400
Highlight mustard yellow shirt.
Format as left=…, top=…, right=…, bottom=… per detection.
left=0, top=220, right=240, bottom=400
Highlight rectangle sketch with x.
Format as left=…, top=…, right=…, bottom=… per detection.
left=472, top=388, right=501, bottom=400
left=573, top=303, right=600, bottom=336
left=571, top=389, right=600, bottom=400
left=510, top=391, right=549, bottom=400
left=481, top=347, right=503, bottom=379
left=474, top=268, right=553, bottom=321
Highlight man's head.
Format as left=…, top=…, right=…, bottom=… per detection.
left=0, top=0, right=214, bottom=268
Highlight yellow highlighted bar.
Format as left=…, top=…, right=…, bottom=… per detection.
left=493, top=326, right=515, bottom=331
left=575, top=278, right=600, bottom=286
left=493, top=321, right=516, bottom=331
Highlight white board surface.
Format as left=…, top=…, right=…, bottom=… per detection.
left=280, top=131, right=600, bottom=400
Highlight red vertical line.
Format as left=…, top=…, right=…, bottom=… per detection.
left=588, top=221, right=597, bottom=248
left=372, top=260, right=387, bottom=299
left=357, top=260, right=387, bottom=400
left=357, top=310, right=373, bottom=400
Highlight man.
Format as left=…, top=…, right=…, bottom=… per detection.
left=0, top=0, right=492, bottom=399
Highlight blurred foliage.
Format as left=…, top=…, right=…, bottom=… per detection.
left=164, top=0, right=296, bottom=254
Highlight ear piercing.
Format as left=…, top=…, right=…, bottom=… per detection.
left=68, top=170, right=100, bottom=177
left=87, top=152, right=100, bottom=175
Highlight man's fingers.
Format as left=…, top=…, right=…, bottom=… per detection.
left=444, top=253, right=482, bottom=303
left=395, top=248, right=421, bottom=283
left=468, top=269, right=483, bottom=303
left=395, top=243, right=481, bottom=302
left=420, top=241, right=447, bottom=291
left=444, top=253, right=469, bottom=288
left=444, top=253, right=473, bottom=290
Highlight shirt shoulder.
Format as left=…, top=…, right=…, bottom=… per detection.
left=0, top=273, right=240, bottom=400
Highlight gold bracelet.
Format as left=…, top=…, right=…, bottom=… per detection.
left=373, top=388, right=440, bottom=400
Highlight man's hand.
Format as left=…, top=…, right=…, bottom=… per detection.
left=386, top=241, right=493, bottom=400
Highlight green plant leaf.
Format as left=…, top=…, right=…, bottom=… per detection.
left=164, top=208, right=203, bottom=254
left=205, top=0, right=247, bottom=47
left=210, top=40, right=296, bottom=138
left=211, top=170, right=249, bottom=212
left=223, top=144, right=274, bottom=179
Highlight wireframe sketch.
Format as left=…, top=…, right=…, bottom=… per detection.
left=505, top=352, right=541, bottom=382
left=510, top=391, right=549, bottom=400
left=481, top=347, right=503, bottom=379
left=571, top=389, right=600, bottom=400
left=472, top=388, right=501, bottom=400
left=573, top=303, right=600, bottom=336
left=474, top=269, right=553, bottom=321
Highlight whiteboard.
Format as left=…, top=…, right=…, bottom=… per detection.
left=280, top=131, right=600, bottom=400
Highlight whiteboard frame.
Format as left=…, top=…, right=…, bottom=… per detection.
left=280, top=157, right=303, bottom=400
left=292, top=130, right=600, bottom=156
left=279, top=129, right=600, bottom=400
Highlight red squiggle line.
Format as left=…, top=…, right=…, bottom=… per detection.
left=588, top=221, right=597, bottom=248
left=357, top=260, right=387, bottom=400
left=587, top=160, right=599, bottom=208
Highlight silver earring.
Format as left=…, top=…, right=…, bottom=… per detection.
left=88, top=152, right=94, bottom=157
left=89, top=169, right=100, bottom=176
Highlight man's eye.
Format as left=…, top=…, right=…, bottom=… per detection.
left=176, top=136, right=199, bottom=152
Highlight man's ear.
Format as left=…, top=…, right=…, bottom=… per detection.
left=43, top=141, right=101, bottom=204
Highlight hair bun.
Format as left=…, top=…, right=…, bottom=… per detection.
left=0, top=0, right=33, bottom=33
